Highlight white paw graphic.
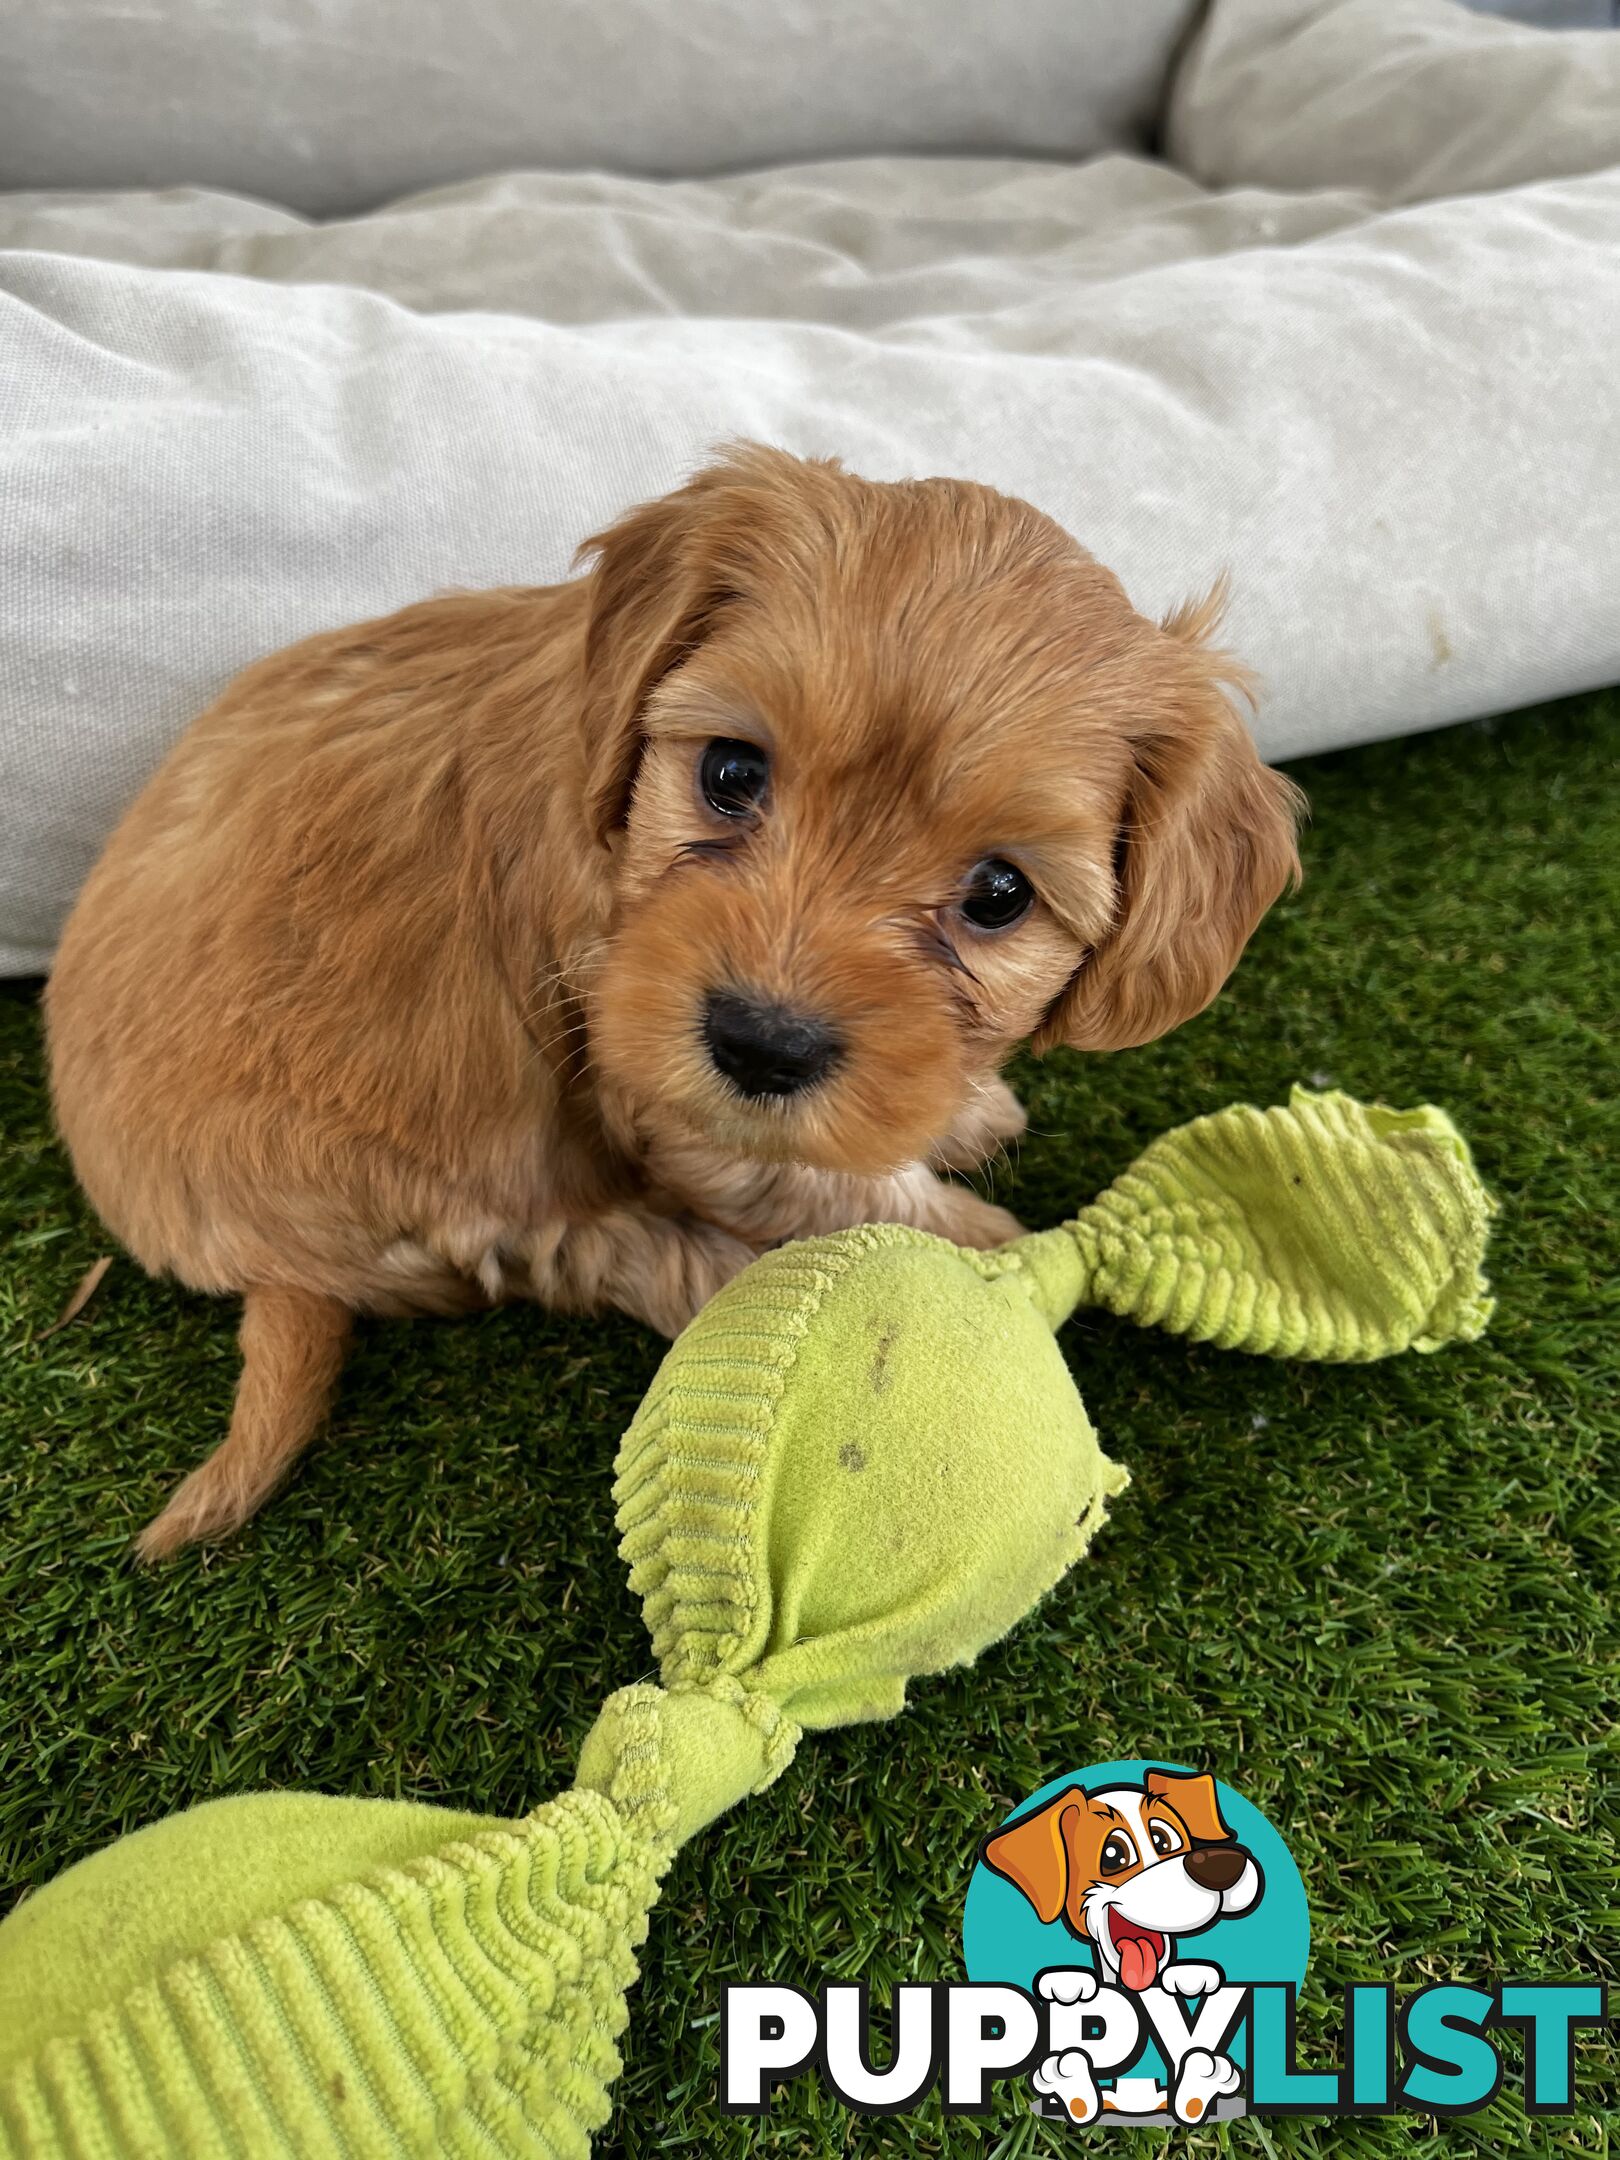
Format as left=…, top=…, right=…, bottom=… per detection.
left=1034, top=2049, right=1101, bottom=2124
left=1172, top=2047, right=1242, bottom=2124
left=1038, top=1966, right=1099, bottom=2006
left=1159, top=1960, right=1222, bottom=1998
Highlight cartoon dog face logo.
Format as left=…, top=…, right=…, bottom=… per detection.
left=981, top=1769, right=1262, bottom=1992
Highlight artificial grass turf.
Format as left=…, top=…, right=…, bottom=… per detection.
left=0, top=693, right=1615, bottom=2156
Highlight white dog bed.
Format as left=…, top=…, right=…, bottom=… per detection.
left=2, top=0, right=1617, bottom=973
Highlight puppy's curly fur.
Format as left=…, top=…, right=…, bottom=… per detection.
left=46, top=446, right=1303, bottom=1555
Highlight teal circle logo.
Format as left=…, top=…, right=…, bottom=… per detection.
left=963, top=1760, right=1308, bottom=2123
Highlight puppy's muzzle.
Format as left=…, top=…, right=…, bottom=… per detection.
left=703, top=989, right=843, bottom=1100
left=1183, top=1844, right=1250, bottom=1893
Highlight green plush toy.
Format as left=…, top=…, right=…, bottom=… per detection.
left=0, top=1089, right=1494, bottom=2159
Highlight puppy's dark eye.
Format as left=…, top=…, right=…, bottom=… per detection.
left=1148, top=1821, right=1180, bottom=1858
left=1100, top=1832, right=1137, bottom=1876
left=960, top=856, right=1034, bottom=931
left=700, top=738, right=770, bottom=818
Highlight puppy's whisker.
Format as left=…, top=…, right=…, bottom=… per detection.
left=516, top=944, right=611, bottom=1037
left=530, top=1020, right=590, bottom=1057
left=526, top=1017, right=594, bottom=1066
left=517, top=976, right=587, bottom=1020
left=525, top=941, right=609, bottom=1001
left=517, top=1001, right=587, bottom=1046
left=991, top=1139, right=1022, bottom=1194
left=514, top=993, right=598, bottom=1061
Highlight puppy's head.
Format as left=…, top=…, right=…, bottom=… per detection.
left=577, top=446, right=1301, bottom=1174
left=982, top=1771, right=1262, bottom=1990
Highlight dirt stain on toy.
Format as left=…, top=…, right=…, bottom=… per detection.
left=839, top=1442, right=867, bottom=1472
left=868, top=1323, right=897, bottom=1394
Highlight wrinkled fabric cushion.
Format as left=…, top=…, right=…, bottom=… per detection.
left=1170, top=0, right=1620, bottom=202
left=5, top=136, right=1619, bottom=975
left=0, top=0, right=1196, bottom=218
left=4, top=0, right=1620, bottom=974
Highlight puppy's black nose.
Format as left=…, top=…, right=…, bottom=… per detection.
left=1185, top=1844, right=1250, bottom=1894
left=703, top=990, right=843, bottom=1100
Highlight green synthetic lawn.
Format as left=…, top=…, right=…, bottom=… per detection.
left=1, top=694, right=1615, bottom=2156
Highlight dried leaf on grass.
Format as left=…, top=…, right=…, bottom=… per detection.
left=37, top=1254, right=113, bottom=1340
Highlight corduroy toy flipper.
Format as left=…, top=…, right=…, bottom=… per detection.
left=0, top=1089, right=1493, bottom=2158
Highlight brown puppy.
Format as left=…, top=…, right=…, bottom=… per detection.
left=46, top=446, right=1303, bottom=1557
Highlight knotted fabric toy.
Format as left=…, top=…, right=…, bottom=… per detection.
left=0, top=1090, right=1493, bottom=2158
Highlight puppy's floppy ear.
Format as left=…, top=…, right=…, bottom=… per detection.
left=574, top=457, right=757, bottom=844
left=578, top=440, right=829, bottom=842
left=981, top=1791, right=1081, bottom=1923
left=1145, top=1770, right=1233, bottom=1846
left=1034, top=594, right=1304, bottom=1055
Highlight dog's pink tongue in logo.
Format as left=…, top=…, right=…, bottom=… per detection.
left=1108, top=1911, right=1166, bottom=1991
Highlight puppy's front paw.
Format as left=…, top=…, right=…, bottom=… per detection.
left=930, top=1077, right=1028, bottom=1173
left=1032, top=2049, right=1101, bottom=2124
left=644, top=1214, right=758, bottom=1337
left=1037, top=1967, right=1099, bottom=2006
left=1159, top=1962, right=1222, bottom=1999
left=933, top=1185, right=1024, bottom=1250
left=1172, top=2046, right=1242, bottom=2124
left=552, top=1206, right=759, bottom=1339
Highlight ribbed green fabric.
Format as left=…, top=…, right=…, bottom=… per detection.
left=1006, top=1087, right=1494, bottom=1355
left=1, top=1788, right=659, bottom=2158
left=0, top=1089, right=1495, bottom=2159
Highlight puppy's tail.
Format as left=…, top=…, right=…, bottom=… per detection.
left=135, top=1285, right=353, bottom=1561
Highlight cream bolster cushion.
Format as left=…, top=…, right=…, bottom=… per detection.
left=0, top=0, right=1198, bottom=218
left=1170, top=0, right=1620, bottom=205
left=4, top=150, right=1620, bottom=975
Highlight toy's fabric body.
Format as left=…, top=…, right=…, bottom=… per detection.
left=0, top=1090, right=1493, bottom=2158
